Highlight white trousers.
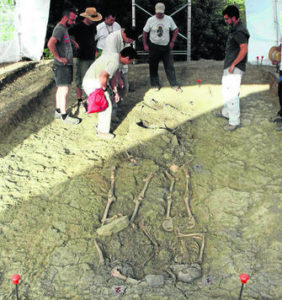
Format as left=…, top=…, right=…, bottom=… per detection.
left=221, top=67, right=244, bottom=126
left=83, top=78, right=112, bottom=133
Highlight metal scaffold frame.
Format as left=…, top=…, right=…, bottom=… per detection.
left=131, top=0, right=191, bottom=61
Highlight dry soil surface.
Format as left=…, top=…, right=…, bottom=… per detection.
left=0, top=60, right=281, bottom=299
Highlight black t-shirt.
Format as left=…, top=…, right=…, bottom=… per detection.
left=69, top=21, right=97, bottom=60
left=224, top=21, right=250, bottom=72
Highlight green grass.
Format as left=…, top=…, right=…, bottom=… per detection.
left=0, top=3, right=16, bottom=42
left=0, top=24, right=15, bottom=42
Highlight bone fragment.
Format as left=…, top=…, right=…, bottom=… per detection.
left=177, top=232, right=205, bottom=264
left=94, top=239, right=105, bottom=265
left=130, top=173, right=154, bottom=223
left=111, top=267, right=139, bottom=284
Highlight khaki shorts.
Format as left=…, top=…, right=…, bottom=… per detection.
left=74, top=58, right=93, bottom=89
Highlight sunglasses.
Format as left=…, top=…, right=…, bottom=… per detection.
left=224, top=17, right=231, bottom=20
left=87, top=14, right=98, bottom=18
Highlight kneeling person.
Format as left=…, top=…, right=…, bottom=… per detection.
left=83, top=47, right=137, bottom=140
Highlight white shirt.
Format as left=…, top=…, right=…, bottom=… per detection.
left=83, top=53, right=120, bottom=82
left=280, top=38, right=282, bottom=71
left=103, top=30, right=130, bottom=73
left=143, top=15, right=177, bottom=46
left=103, top=30, right=126, bottom=54
left=95, top=21, right=121, bottom=50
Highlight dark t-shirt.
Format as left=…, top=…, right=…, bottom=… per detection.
left=52, top=24, right=73, bottom=66
left=69, top=21, right=97, bottom=60
left=224, top=21, right=250, bottom=72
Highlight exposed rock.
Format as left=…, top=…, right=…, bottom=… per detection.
left=145, top=274, right=165, bottom=287
left=96, top=215, right=130, bottom=236
left=170, top=263, right=202, bottom=283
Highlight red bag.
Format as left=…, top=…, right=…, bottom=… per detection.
left=87, top=88, right=108, bottom=114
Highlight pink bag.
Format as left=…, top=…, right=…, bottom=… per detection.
left=87, top=88, right=108, bottom=114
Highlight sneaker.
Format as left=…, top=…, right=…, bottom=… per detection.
left=275, top=125, right=282, bottom=131
left=224, top=124, right=239, bottom=132
left=172, top=86, right=183, bottom=93
left=153, top=86, right=161, bottom=91
left=214, top=112, right=228, bottom=120
left=54, top=110, right=61, bottom=119
left=96, top=132, right=115, bottom=140
left=269, top=115, right=282, bottom=123
left=61, top=114, right=81, bottom=125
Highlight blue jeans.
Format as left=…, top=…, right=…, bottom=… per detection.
left=148, top=43, right=179, bottom=87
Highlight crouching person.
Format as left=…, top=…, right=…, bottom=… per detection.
left=82, top=46, right=137, bottom=140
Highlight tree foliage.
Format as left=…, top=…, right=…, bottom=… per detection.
left=47, top=0, right=246, bottom=60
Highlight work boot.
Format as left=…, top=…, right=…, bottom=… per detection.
left=224, top=124, right=239, bottom=132
left=269, top=115, right=282, bottom=123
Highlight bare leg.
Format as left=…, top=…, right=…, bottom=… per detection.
left=56, top=86, right=69, bottom=114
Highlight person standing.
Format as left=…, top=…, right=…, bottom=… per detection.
left=142, top=2, right=182, bottom=92
left=47, top=8, right=81, bottom=125
left=82, top=47, right=138, bottom=140
left=216, top=5, right=250, bottom=132
left=102, top=26, right=138, bottom=100
left=269, top=43, right=282, bottom=131
left=95, top=12, right=121, bottom=58
left=69, top=7, right=102, bottom=108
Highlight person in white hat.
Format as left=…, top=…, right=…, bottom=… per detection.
left=69, top=7, right=102, bottom=111
left=143, top=2, right=182, bottom=92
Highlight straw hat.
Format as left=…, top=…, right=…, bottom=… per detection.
left=80, top=7, right=102, bottom=22
left=268, top=46, right=281, bottom=63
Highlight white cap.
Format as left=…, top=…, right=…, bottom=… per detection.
left=155, top=2, right=165, bottom=13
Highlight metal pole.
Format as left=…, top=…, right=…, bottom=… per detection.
left=15, top=285, right=19, bottom=300
left=187, top=0, right=191, bottom=62
left=132, top=0, right=136, bottom=49
left=170, top=4, right=188, bottom=17
left=275, top=0, right=279, bottom=45
left=238, top=283, right=244, bottom=300
left=135, top=3, right=153, bottom=17
left=132, top=0, right=136, bottom=27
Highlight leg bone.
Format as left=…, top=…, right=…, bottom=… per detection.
left=183, top=167, right=196, bottom=229
left=94, top=238, right=105, bottom=265
left=130, top=173, right=154, bottom=223
left=101, top=166, right=117, bottom=224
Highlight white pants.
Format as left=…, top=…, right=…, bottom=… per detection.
left=221, top=67, right=244, bottom=126
left=83, top=78, right=112, bottom=133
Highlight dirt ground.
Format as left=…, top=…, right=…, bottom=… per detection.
left=0, top=60, right=281, bottom=299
